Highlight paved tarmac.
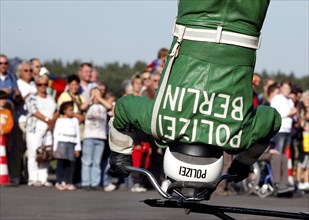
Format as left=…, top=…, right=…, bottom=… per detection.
left=1, top=184, right=308, bottom=220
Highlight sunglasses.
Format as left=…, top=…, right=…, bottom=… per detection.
left=23, top=69, right=33, bottom=73
left=36, top=83, right=48, bottom=87
left=0, top=62, right=8, bottom=65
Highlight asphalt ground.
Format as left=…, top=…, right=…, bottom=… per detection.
left=1, top=184, right=308, bottom=220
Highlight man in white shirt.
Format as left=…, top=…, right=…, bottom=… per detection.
left=10, top=61, right=36, bottom=185
left=271, top=80, right=297, bottom=153
left=78, top=63, right=98, bottom=99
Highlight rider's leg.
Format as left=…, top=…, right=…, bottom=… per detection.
left=215, top=152, right=236, bottom=196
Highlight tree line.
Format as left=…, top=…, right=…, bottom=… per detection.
left=10, top=58, right=309, bottom=97
left=43, top=59, right=147, bottom=97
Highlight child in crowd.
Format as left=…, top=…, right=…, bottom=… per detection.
left=53, top=101, right=81, bottom=191
left=81, top=87, right=112, bottom=190
left=146, top=48, right=168, bottom=73
left=0, top=90, right=14, bottom=143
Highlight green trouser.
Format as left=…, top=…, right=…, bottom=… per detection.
left=113, top=38, right=281, bottom=155
left=112, top=0, right=281, bottom=163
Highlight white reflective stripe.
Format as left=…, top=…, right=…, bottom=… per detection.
left=174, top=24, right=260, bottom=49
left=0, top=164, right=8, bottom=174
left=151, top=26, right=186, bottom=139
left=151, top=55, right=177, bottom=139
left=0, top=146, right=6, bottom=157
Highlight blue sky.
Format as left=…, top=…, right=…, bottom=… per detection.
left=1, top=1, right=308, bottom=77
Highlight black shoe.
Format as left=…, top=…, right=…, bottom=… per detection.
left=275, top=183, right=295, bottom=194
left=7, top=178, right=20, bottom=187
left=82, top=186, right=92, bottom=191
left=6, top=182, right=19, bottom=187
left=91, top=186, right=102, bottom=191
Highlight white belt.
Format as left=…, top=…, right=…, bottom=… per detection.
left=173, top=24, right=261, bottom=50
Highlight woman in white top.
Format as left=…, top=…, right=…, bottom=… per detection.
left=25, top=74, right=58, bottom=187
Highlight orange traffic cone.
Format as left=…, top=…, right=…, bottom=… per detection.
left=0, top=135, right=10, bottom=185
left=284, top=146, right=294, bottom=186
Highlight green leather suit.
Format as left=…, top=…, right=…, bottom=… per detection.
left=112, top=0, right=281, bottom=156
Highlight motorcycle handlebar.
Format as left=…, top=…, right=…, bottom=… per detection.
left=125, top=166, right=237, bottom=200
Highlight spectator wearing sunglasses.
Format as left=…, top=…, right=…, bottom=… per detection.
left=141, top=71, right=160, bottom=100
left=24, top=74, right=58, bottom=187
left=9, top=61, right=37, bottom=185
left=0, top=54, right=21, bottom=105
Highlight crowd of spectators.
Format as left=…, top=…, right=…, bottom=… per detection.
left=252, top=73, right=309, bottom=193
left=0, top=51, right=308, bottom=196
left=0, top=49, right=168, bottom=192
